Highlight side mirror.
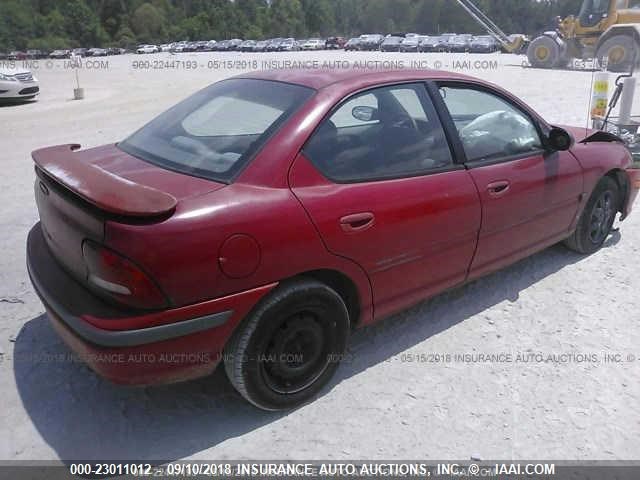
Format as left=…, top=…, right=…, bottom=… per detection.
left=547, top=127, right=574, bottom=151
left=352, top=106, right=378, bottom=122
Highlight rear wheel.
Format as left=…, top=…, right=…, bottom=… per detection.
left=596, top=35, right=639, bottom=72
left=224, top=279, right=350, bottom=411
left=527, top=35, right=562, bottom=69
left=565, top=177, right=619, bottom=254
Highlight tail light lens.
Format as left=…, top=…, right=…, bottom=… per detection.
left=82, top=240, right=168, bottom=310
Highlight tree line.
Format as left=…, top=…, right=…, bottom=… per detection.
left=1, top=0, right=584, bottom=51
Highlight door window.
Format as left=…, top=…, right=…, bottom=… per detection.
left=439, top=85, right=543, bottom=162
left=304, top=83, right=453, bottom=182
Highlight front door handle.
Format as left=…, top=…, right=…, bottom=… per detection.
left=340, top=212, right=375, bottom=232
left=487, top=180, right=510, bottom=198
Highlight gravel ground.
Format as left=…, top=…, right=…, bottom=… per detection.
left=1, top=50, right=639, bottom=461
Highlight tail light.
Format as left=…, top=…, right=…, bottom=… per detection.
left=82, top=240, right=168, bottom=310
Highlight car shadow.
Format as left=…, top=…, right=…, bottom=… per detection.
left=0, top=98, right=37, bottom=107
left=14, top=242, right=595, bottom=461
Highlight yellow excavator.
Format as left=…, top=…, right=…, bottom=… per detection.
left=456, top=0, right=640, bottom=71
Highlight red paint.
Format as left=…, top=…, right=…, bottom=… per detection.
left=28, top=69, right=639, bottom=385
left=218, top=234, right=261, bottom=279
left=33, top=144, right=178, bottom=218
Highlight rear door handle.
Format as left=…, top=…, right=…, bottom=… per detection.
left=487, top=180, right=510, bottom=198
left=340, top=212, right=375, bottom=232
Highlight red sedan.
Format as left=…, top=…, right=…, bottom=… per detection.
left=27, top=69, right=640, bottom=410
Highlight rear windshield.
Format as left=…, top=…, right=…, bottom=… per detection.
left=119, top=78, right=314, bottom=183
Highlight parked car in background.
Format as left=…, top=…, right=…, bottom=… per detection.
left=87, top=48, right=108, bottom=57
left=205, top=40, right=218, bottom=51
left=0, top=52, right=6, bottom=60
left=196, top=41, right=212, bottom=51
left=253, top=40, right=269, bottom=52
left=266, top=38, right=284, bottom=52
left=447, top=34, right=473, bottom=53
left=326, top=36, right=346, bottom=49
left=400, top=35, right=427, bottom=52
left=26, top=50, right=47, bottom=59
left=171, top=42, right=188, bottom=53
left=380, top=36, right=404, bottom=52
left=72, top=48, right=89, bottom=57
left=136, top=44, right=159, bottom=54
left=49, top=49, right=71, bottom=59
left=182, top=41, right=198, bottom=52
left=469, top=35, right=499, bottom=53
left=344, top=38, right=361, bottom=51
left=226, top=39, right=243, bottom=51
left=159, top=44, right=173, bottom=52
left=239, top=40, right=256, bottom=52
left=8, top=51, right=27, bottom=60
left=107, top=47, right=126, bottom=56
left=358, top=34, right=384, bottom=51
left=419, top=36, right=444, bottom=52
left=0, top=66, right=39, bottom=100
left=278, top=38, right=299, bottom=51
left=26, top=69, right=640, bottom=411
left=301, top=38, right=325, bottom=50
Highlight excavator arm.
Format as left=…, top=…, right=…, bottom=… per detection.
left=454, top=0, right=525, bottom=53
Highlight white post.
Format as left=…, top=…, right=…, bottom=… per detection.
left=619, top=77, right=636, bottom=125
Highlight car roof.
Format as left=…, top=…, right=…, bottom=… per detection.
left=238, top=68, right=477, bottom=91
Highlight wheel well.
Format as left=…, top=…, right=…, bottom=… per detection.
left=605, top=168, right=629, bottom=212
left=597, top=25, right=640, bottom=51
left=295, top=269, right=361, bottom=328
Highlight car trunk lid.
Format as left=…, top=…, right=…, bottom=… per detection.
left=33, top=143, right=225, bottom=291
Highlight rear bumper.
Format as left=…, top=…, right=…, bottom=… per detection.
left=27, top=223, right=276, bottom=384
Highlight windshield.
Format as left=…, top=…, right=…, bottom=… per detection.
left=119, top=79, right=314, bottom=183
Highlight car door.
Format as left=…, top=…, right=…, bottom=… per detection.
left=434, top=82, right=583, bottom=279
left=289, top=82, right=481, bottom=321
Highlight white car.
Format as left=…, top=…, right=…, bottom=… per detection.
left=0, top=67, right=39, bottom=100
left=159, top=43, right=173, bottom=52
left=301, top=38, right=325, bottom=50
left=136, top=44, right=159, bottom=54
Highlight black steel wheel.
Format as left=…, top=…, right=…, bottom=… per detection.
left=565, top=177, right=619, bottom=254
left=224, top=279, right=350, bottom=410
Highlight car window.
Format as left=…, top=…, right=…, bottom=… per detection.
left=182, top=97, right=283, bottom=136
left=391, top=88, right=428, bottom=122
left=119, top=79, right=314, bottom=182
left=330, top=93, right=379, bottom=128
left=304, top=83, right=453, bottom=182
left=439, top=85, right=543, bottom=162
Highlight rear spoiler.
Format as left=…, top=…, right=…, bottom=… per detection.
left=32, top=144, right=177, bottom=218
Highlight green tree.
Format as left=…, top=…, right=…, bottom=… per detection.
left=130, top=2, right=167, bottom=42
left=301, top=0, right=335, bottom=36
left=268, top=0, right=305, bottom=37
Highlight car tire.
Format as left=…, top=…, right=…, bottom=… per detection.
left=527, top=35, right=562, bottom=69
left=223, top=278, right=350, bottom=411
left=596, top=35, right=639, bottom=72
left=564, top=176, right=619, bottom=254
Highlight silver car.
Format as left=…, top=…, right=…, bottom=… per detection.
left=0, top=67, right=39, bottom=100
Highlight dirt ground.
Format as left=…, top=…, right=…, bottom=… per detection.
left=1, top=50, right=639, bottom=461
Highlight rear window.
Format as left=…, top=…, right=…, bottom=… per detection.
left=119, top=79, right=314, bottom=183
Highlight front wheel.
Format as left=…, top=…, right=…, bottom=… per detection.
left=596, top=35, right=639, bottom=72
left=527, top=35, right=562, bottom=69
left=565, top=177, right=619, bottom=254
left=224, top=279, right=350, bottom=411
